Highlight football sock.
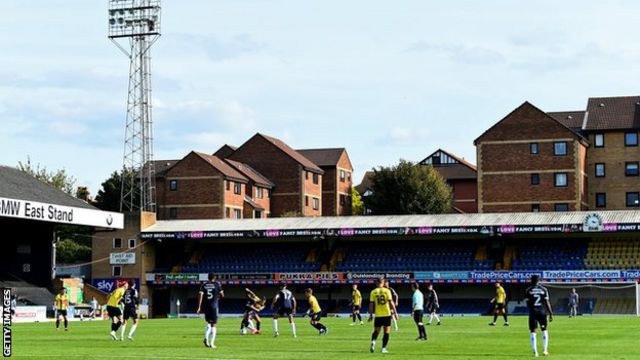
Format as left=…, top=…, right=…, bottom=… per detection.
left=503, top=314, right=508, bottom=322
left=256, top=320, right=261, bottom=330
left=241, top=319, right=248, bottom=329
left=115, top=321, right=121, bottom=331
left=205, top=324, right=212, bottom=342
left=121, top=323, right=126, bottom=338
left=493, top=314, right=498, bottom=323
left=434, top=314, right=440, bottom=323
left=56, top=319, right=60, bottom=329
left=392, top=317, right=398, bottom=330
left=111, top=323, right=116, bottom=332
left=129, top=324, right=137, bottom=337
left=382, top=333, right=389, bottom=348
left=272, top=319, right=278, bottom=333
left=428, top=313, right=434, bottom=323
left=64, top=319, right=68, bottom=329
left=210, top=326, right=217, bottom=346
left=290, top=322, right=296, bottom=337
left=318, top=322, right=327, bottom=331
left=311, top=323, right=321, bottom=330
left=530, top=333, right=538, bottom=355
left=419, top=325, right=426, bottom=338
left=371, top=330, right=379, bottom=341
left=542, top=330, right=549, bottom=352
left=247, top=320, right=255, bottom=331
left=356, top=313, right=362, bottom=321
left=352, top=313, right=356, bottom=322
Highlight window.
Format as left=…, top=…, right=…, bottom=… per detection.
left=626, top=192, right=640, bottom=207
left=554, top=173, right=568, bottom=187
left=340, top=194, right=346, bottom=205
left=305, top=196, right=309, bottom=207
left=234, top=209, right=242, bottom=219
left=596, top=193, right=606, bottom=208
left=169, top=180, right=178, bottom=191
left=595, top=163, right=605, bottom=177
left=531, top=204, right=540, bottom=212
left=305, top=171, right=309, bottom=180
left=257, top=187, right=264, bottom=199
left=531, top=174, right=540, bottom=185
left=112, top=266, right=122, bottom=277
left=554, top=203, right=569, bottom=212
left=266, top=189, right=270, bottom=198
left=113, top=238, right=122, bottom=249
left=340, top=170, right=346, bottom=182
left=625, top=132, right=638, bottom=146
left=226, top=180, right=230, bottom=191
left=312, top=173, right=319, bottom=184
left=312, top=197, right=319, bottom=210
left=233, top=182, right=241, bottom=194
left=169, top=207, right=177, bottom=219
left=625, top=162, right=639, bottom=176
left=530, top=143, right=539, bottom=154
left=432, top=155, right=441, bottom=165
left=128, top=239, right=136, bottom=249
left=254, top=210, right=263, bottom=218
left=594, top=133, right=604, bottom=148
left=554, top=142, right=567, bottom=156
left=225, top=207, right=231, bottom=218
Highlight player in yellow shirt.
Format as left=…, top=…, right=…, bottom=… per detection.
left=489, top=282, right=509, bottom=326
left=106, top=281, right=128, bottom=340
left=368, top=277, right=396, bottom=354
left=350, top=284, right=363, bottom=326
left=305, top=288, right=328, bottom=335
left=54, top=288, right=69, bottom=331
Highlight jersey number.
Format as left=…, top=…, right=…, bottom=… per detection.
left=206, top=288, right=214, bottom=300
left=532, top=294, right=542, bottom=307
left=375, top=295, right=387, bottom=306
left=125, top=293, right=132, bottom=304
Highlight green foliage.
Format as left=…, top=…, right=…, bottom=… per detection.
left=55, top=238, right=91, bottom=263
left=364, top=159, right=452, bottom=215
left=17, top=157, right=76, bottom=195
left=351, top=187, right=364, bottom=215
left=94, top=169, right=139, bottom=212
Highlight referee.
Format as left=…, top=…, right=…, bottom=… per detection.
left=411, top=282, right=427, bottom=341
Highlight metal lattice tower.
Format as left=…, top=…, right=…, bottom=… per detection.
left=108, top=0, right=161, bottom=212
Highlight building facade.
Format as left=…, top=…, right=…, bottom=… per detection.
left=475, top=102, right=589, bottom=213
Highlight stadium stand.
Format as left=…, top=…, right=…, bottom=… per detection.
left=511, top=241, right=587, bottom=270
left=334, top=242, right=494, bottom=271
left=585, top=238, right=640, bottom=269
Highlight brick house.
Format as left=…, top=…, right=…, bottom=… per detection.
left=224, top=158, right=274, bottom=218
left=156, top=151, right=252, bottom=220
left=581, top=96, right=640, bottom=209
left=228, top=133, right=324, bottom=217
left=297, top=148, right=353, bottom=216
left=419, top=149, right=478, bottom=213
left=475, top=101, right=589, bottom=213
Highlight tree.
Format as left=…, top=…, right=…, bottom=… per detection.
left=17, top=157, right=76, bottom=195
left=94, top=169, right=139, bottom=212
left=351, top=187, right=364, bottom=215
left=364, top=159, right=452, bottom=215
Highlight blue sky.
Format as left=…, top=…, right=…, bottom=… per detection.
left=2, top=1, right=640, bottom=195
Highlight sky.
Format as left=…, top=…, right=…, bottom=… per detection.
left=2, top=0, right=640, bottom=196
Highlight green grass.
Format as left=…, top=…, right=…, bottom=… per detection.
left=9, top=315, right=639, bottom=359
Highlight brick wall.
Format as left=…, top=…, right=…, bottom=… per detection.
left=452, top=179, right=477, bottom=213
left=336, top=152, right=353, bottom=216
left=303, top=170, right=322, bottom=216
left=223, top=180, right=246, bottom=218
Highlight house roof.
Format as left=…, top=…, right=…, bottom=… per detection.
left=354, top=171, right=374, bottom=194
left=548, top=111, right=586, bottom=130
left=243, top=196, right=264, bottom=210
left=585, top=96, right=640, bottom=131
left=256, top=134, right=324, bottom=174
left=418, top=149, right=477, bottom=180
left=0, top=165, right=95, bottom=209
left=296, top=148, right=351, bottom=168
left=213, top=144, right=237, bottom=159
left=152, top=159, right=180, bottom=176
left=224, top=159, right=274, bottom=188
left=192, top=152, right=248, bottom=182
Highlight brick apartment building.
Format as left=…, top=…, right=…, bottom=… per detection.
left=228, top=133, right=324, bottom=217
left=475, top=102, right=589, bottom=213
left=418, top=149, right=478, bottom=213
left=297, top=148, right=353, bottom=216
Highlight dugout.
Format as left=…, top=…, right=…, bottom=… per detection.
left=132, top=210, right=640, bottom=317
left=0, top=165, right=123, bottom=307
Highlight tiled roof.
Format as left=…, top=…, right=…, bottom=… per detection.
left=152, top=159, right=180, bottom=176
left=585, top=96, right=640, bottom=131
left=547, top=111, right=586, bottom=130
left=296, top=148, right=348, bottom=167
left=213, top=144, right=237, bottom=159
left=224, top=159, right=274, bottom=188
left=354, top=171, right=374, bottom=194
left=193, top=152, right=248, bottom=182
left=243, top=196, right=264, bottom=210
left=257, top=134, right=324, bottom=173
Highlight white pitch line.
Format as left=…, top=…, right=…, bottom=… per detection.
left=11, top=355, right=241, bottom=360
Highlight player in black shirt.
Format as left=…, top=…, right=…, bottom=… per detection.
left=426, top=283, right=441, bottom=326
left=271, top=282, right=297, bottom=337
left=384, top=282, right=399, bottom=331
left=241, top=288, right=260, bottom=335
left=197, top=273, right=225, bottom=349
left=525, top=275, right=553, bottom=357
left=119, top=280, right=139, bottom=341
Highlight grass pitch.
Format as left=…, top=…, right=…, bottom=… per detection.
left=9, top=315, right=639, bottom=359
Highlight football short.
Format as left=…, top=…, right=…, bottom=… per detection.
left=528, top=312, right=548, bottom=332
left=353, top=305, right=361, bottom=311
left=413, top=310, right=424, bottom=323
left=426, top=304, right=438, bottom=313
left=57, top=309, right=68, bottom=317
left=310, top=312, right=322, bottom=322
left=374, top=316, right=392, bottom=328
left=204, top=307, right=219, bottom=324
left=106, top=306, right=122, bottom=318
left=123, top=307, right=138, bottom=320
left=494, top=303, right=505, bottom=311
left=277, top=307, right=293, bottom=317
